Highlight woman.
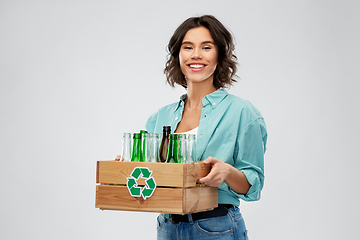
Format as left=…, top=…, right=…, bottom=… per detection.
left=145, top=15, right=267, bottom=240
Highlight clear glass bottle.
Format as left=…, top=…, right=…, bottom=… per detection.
left=177, top=134, right=187, bottom=163
left=187, top=134, right=196, bottom=163
left=148, top=133, right=161, bottom=162
left=120, top=133, right=132, bottom=162
left=140, top=131, right=149, bottom=162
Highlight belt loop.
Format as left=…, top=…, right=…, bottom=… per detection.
left=187, top=213, right=194, bottom=223
left=227, top=206, right=235, bottom=222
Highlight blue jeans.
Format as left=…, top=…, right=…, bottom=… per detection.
left=157, top=206, right=248, bottom=240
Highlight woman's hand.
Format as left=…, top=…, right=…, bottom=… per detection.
left=198, top=157, right=231, bottom=187
left=115, top=155, right=121, bottom=161
left=199, top=156, right=251, bottom=195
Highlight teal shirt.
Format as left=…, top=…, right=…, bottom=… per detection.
left=145, top=89, right=267, bottom=206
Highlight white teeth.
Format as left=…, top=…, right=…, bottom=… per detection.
left=190, top=64, right=205, bottom=68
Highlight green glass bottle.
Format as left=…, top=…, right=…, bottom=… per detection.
left=131, top=133, right=142, bottom=162
left=166, top=134, right=179, bottom=163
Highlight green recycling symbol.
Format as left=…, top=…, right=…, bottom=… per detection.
left=126, top=167, right=156, bottom=200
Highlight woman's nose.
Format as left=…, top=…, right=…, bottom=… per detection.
left=191, top=48, right=202, bottom=59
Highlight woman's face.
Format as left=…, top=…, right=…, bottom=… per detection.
left=179, top=26, right=218, bottom=86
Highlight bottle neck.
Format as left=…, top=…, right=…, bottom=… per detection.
left=163, top=126, right=171, bottom=137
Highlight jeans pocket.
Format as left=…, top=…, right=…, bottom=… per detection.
left=157, top=214, right=165, bottom=232
left=195, top=215, right=235, bottom=236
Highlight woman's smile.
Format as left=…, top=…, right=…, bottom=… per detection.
left=188, top=63, right=207, bottom=71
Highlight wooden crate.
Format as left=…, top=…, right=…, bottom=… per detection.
left=95, top=161, right=218, bottom=214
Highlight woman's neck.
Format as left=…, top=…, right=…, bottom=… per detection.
left=185, top=81, right=216, bottom=110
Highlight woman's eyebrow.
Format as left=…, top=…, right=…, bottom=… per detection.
left=181, top=40, right=215, bottom=45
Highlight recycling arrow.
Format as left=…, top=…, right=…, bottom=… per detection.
left=126, top=167, right=156, bottom=200
left=141, top=168, right=151, bottom=178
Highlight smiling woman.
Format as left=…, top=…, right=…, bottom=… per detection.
left=164, top=15, right=237, bottom=90
left=145, top=15, right=267, bottom=240
left=179, top=27, right=218, bottom=88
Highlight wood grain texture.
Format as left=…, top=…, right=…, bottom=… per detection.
left=96, top=161, right=211, bottom=187
left=96, top=185, right=218, bottom=214
left=183, top=161, right=211, bottom=187
left=183, top=187, right=218, bottom=213
left=95, top=161, right=217, bottom=214
left=96, top=185, right=183, bottom=214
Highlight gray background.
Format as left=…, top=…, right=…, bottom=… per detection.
left=1, top=0, right=359, bottom=239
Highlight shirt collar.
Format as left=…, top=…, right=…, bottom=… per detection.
left=202, top=88, right=228, bottom=109
left=174, top=89, right=228, bottom=112
left=173, top=93, right=187, bottom=112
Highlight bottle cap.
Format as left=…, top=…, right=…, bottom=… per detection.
left=163, top=126, right=171, bottom=131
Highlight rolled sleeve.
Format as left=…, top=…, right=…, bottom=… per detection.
left=233, top=116, right=267, bottom=201
left=230, top=168, right=264, bottom=201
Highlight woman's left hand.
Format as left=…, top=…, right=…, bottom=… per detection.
left=198, top=157, right=231, bottom=187
left=198, top=156, right=251, bottom=195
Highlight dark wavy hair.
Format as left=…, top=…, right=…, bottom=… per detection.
left=164, top=15, right=238, bottom=89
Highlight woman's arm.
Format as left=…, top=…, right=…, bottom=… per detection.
left=199, top=156, right=251, bottom=195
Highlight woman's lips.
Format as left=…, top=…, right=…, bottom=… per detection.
left=188, top=64, right=206, bottom=72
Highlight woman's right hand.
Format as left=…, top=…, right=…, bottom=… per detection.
left=115, top=155, right=121, bottom=161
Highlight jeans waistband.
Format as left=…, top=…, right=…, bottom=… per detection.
left=168, top=204, right=233, bottom=224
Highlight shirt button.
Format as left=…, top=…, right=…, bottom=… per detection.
left=213, top=102, right=216, bottom=106
left=204, top=114, right=207, bottom=118
left=175, top=117, right=178, bottom=121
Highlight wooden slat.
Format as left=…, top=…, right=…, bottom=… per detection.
left=96, top=161, right=211, bottom=188
left=96, top=185, right=218, bottom=214
left=183, top=187, right=218, bottom=214
left=183, top=162, right=211, bottom=187
left=96, top=185, right=184, bottom=214
left=96, top=161, right=100, bottom=183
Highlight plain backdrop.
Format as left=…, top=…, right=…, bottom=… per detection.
left=1, top=0, right=359, bottom=239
